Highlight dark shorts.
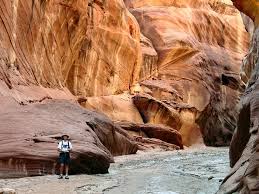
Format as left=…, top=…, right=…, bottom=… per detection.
left=59, top=152, right=70, bottom=165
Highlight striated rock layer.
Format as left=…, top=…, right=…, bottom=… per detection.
left=0, top=0, right=142, bottom=99
left=218, top=1, right=259, bottom=193
left=0, top=0, right=141, bottom=177
left=116, top=121, right=183, bottom=149
left=125, top=0, right=249, bottom=146
left=0, top=99, right=137, bottom=178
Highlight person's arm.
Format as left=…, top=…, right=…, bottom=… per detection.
left=69, top=141, right=72, bottom=152
left=58, top=141, right=62, bottom=152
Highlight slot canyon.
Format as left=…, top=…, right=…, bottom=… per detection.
left=0, top=0, right=258, bottom=193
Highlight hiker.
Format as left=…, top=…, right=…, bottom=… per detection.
left=58, top=134, right=72, bottom=179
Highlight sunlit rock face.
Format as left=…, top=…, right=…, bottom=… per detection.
left=0, top=0, right=140, bottom=178
left=0, top=0, right=253, bottom=179
left=0, top=0, right=142, bottom=100
left=82, top=93, right=144, bottom=123
left=218, top=1, right=259, bottom=193
left=124, top=0, right=249, bottom=146
left=139, top=33, right=158, bottom=80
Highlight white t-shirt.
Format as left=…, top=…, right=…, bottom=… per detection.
left=58, top=140, right=72, bottom=152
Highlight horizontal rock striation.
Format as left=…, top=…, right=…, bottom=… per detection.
left=117, top=121, right=183, bottom=149
left=0, top=99, right=137, bottom=178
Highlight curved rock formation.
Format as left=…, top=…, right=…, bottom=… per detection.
left=231, top=0, right=259, bottom=23
left=125, top=0, right=249, bottom=146
left=117, top=121, right=183, bottom=149
left=218, top=1, right=259, bottom=193
left=0, top=0, right=141, bottom=177
left=133, top=94, right=182, bottom=130
left=0, top=99, right=137, bottom=178
left=132, top=94, right=204, bottom=146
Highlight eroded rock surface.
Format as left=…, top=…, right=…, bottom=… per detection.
left=0, top=99, right=137, bottom=178
left=139, top=34, right=158, bottom=80
left=218, top=1, right=259, bottom=193
left=82, top=93, right=144, bottom=123
left=125, top=0, right=249, bottom=146
left=0, top=0, right=141, bottom=98
left=76, top=0, right=250, bottom=148
left=117, top=121, right=183, bottom=149
left=133, top=94, right=182, bottom=130
left=0, top=0, right=252, bottom=178
left=0, top=0, right=142, bottom=177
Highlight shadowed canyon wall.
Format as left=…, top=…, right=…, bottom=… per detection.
left=218, top=1, right=259, bottom=193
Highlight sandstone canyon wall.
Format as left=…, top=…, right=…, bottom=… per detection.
left=0, top=0, right=250, bottom=177
left=123, top=0, right=249, bottom=146
left=0, top=0, right=140, bottom=177
left=83, top=0, right=250, bottom=147
left=218, top=1, right=259, bottom=193
left=0, top=0, right=142, bottom=99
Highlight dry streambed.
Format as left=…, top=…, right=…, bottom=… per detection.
left=0, top=147, right=229, bottom=194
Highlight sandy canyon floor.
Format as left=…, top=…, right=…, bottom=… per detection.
left=0, top=147, right=229, bottom=194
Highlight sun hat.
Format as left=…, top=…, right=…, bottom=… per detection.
left=61, top=134, right=69, bottom=139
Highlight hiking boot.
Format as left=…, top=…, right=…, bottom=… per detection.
left=58, top=175, right=63, bottom=179
left=65, top=175, right=69, bottom=179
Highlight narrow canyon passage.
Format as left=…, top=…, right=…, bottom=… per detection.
left=0, top=147, right=229, bottom=194
left=1, top=0, right=258, bottom=193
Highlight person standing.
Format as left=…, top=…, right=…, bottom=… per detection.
left=58, top=134, right=72, bottom=179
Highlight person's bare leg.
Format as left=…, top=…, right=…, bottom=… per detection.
left=65, top=165, right=69, bottom=178
left=59, top=164, right=64, bottom=178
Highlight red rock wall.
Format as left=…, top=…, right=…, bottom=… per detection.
left=218, top=1, right=259, bottom=193
left=125, top=0, right=249, bottom=146
left=0, top=0, right=253, bottom=177
left=0, top=0, right=141, bottom=178
left=0, top=99, right=137, bottom=178
left=0, top=0, right=142, bottom=99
